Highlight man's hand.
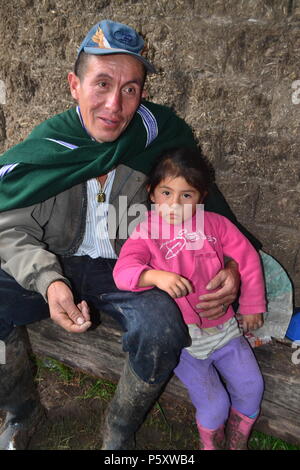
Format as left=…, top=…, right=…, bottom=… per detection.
left=196, top=259, right=240, bottom=320
left=242, top=313, right=264, bottom=333
left=139, top=269, right=193, bottom=299
left=47, top=281, right=92, bottom=333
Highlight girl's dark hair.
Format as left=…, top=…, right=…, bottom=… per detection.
left=147, top=147, right=214, bottom=197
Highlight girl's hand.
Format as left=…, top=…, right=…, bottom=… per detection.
left=155, top=271, right=193, bottom=298
left=242, top=313, right=264, bottom=333
left=139, top=269, right=193, bottom=298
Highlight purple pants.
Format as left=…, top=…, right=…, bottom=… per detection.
left=174, top=336, right=264, bottom=429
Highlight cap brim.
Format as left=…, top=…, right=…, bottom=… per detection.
left=83, top=47, right=156, bottom=74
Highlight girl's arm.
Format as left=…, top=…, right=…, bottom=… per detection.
left=113, top=232, right=192, bottom=298
left=113, top=236, right=153, bottom=292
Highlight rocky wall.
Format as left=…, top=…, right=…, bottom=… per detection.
left=0, top=0, right=299, bottom=303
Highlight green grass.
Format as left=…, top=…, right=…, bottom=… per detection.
left=36, top=356, right=117, bottom=400
left=76, top=378, right=117, bottom=401
left=249, top=430, right=300, bottom=450
left=35, top=356, right=76, bottom=383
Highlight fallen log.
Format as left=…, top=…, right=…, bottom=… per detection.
left=27, top=315, right=300, bottom=446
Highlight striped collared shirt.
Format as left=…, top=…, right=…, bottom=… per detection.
left=74, top=170, right=117, bottom=259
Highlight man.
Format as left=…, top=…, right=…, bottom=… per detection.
left=0, top=20, right=257, bottom=450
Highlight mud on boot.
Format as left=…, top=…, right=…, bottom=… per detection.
left=197, top=421, right=225, bottom=450
left=225, top=407, right=258, bottom=450
left=101, top=357, right=165, bottom=450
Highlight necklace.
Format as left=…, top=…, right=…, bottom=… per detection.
left=96, top=175, right=108, bottom=203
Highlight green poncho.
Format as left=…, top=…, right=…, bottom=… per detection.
left=0, top=100, right=196, bottom=212
left=0, top=99, right=263, bottom=249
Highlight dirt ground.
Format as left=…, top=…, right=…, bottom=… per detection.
left=1, top=356, right=298, bottom=451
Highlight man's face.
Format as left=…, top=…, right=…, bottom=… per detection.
left=68, top=54, right=146, bottom=142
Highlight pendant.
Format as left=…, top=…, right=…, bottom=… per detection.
left=96, top=191, right=106, bottom=203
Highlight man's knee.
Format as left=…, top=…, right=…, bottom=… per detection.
left=140, top=289, right=190, bottom=348
left=101, top=288, right=191, bottom=383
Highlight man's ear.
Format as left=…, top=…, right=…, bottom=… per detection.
left=142, top=88, right=148, bottom=99
left=68, top=72, right=80, bottom=101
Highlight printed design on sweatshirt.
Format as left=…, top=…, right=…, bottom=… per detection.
left=160, top=229, right=217, bottom=260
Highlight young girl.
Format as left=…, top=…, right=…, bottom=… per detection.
left=113, top=147, right=266, bottom=450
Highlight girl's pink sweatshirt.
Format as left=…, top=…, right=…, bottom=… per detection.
left=113, top=210, right=266, bottom=328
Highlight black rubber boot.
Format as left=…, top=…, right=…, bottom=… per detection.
left=0, top=327, right=46, bottom=450
left=101, top=357, right=165, bottom=450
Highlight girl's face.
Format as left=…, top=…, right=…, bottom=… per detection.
left=150, top=176, right=203, bottom=225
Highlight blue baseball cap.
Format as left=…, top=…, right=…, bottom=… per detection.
left=77, top=20, right=156, bottom=74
